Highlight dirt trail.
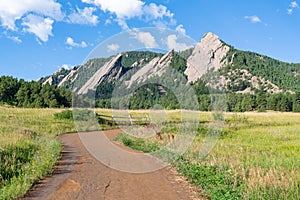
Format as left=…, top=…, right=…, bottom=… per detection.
left=21, top=130, right=199, bottom=200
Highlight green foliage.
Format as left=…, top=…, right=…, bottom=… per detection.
left=128, top=83, right=179, bottom=110
left=224, top=48, right=300, bottom=91
left=169, top=50, right=188, bottom=73
left=178, top=47, right=194, bottom=60
left=0, top=142, right=37, bottom=185
left=175, top=158, right=244, bottom=199
left=0, top=108, right=76, bottom=199
left=115, top=134, right=159, bottom=153
left=38, top=68, right=70, bottom=85
left=72, top=109, right=96, bottom=121
left=53, top=110, right=73, bottom=120
left=0, top=76, right=72, bottom=108
left=192, top=79, right=210, bottom=95
left=0, top=76, right=19, bottom=104
left=121, top=51, right=162, bottom=67
left=293, top=91, right=300, bottom=112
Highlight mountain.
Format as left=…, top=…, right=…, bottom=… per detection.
left=41, top=32, right=300, bottom=96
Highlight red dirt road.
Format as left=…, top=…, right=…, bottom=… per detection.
left=21, top=130, right=199, bottom=200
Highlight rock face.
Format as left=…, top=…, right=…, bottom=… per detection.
left=125, top=50, right=173, bottom=87
left=77, top=54, right=122, bottom=94
left=184, top=32, right=230, bottom=83
left=58, top=68, right=78, bottom=88
left=42, top=76, right=53, bottom=86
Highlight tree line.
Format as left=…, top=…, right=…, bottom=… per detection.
left=0, top=76, right=72, bottom=108
left=2, top=73, right=299, bottom=112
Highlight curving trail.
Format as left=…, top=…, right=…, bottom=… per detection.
left=21, top=130, right=199, bottom=200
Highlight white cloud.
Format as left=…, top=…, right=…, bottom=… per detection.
left=131, top=30, right=157, bottom=48
left=288, top=1, right=298, bottom=14
left=107, top=43, right=120, bottom=52
left=82, top=0, right=174, bottom=29
left=0, top=0, right=63, bottom=31
left=65, top=37, right=87, bottom=48
left=68, top=7, right=99, bottom=25
left=290, top=1, right=298, bottom=8
left=105, top=16, right=113, bottom=25
left=175, top=24, right=186, bottom=35
left=82, top=0, right=144, bottom=19
left=167, top=34, right=191, bottom=51
left=7, top=36, right=22, bottom=43
left=22, top=14, right=54, bottom=42
left=244, top=15, right=261, bottom=23
left=116, top=18, right=129, bottom=30
left=143, top=3, right=173, bottom=19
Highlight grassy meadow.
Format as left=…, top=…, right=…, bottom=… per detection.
left=0, top=107, right=75, bottom=200
left=0, top=107, right=299, bottom=199
left=112, top=110, right=300, bottom=199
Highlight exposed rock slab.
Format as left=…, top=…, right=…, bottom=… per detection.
left=185, top=32, right=230, bottom=83
left=77, top=54, right=122, bottom=95
left=126, top=50, right=173, bottom=87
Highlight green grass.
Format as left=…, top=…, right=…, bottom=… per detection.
left=115, top=111, right=300, bottom=200
left=114, top=133, right=159, bottom=153
left=1, top=108, right=299, bottom=199
left=0, top=107, right=76, bottom=200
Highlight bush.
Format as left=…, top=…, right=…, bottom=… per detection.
left=53, top=110, right=73, bottom=120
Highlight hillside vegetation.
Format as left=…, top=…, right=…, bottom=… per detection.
left=0, top=76, right=71, bottom=108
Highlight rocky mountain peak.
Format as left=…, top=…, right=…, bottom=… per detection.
left=184, top=32, right=230, bottom=83
left=126, top=50, right=174, bottom=87
left=77, top=54, right=122, bottom=94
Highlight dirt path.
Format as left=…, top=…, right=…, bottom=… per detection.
left=21, top=130, right=199, bottom=200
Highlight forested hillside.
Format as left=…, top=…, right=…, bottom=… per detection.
left=5, top=32, right=300, bottom=112
left=0, top=76, right=71, bottom=108
left=221, top=47, right=300, bottom=93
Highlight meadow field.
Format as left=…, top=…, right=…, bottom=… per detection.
left=112, top=110, right=300, bottom=199
left=0, top=107, right=75, bottom=200
left=0, top=107, right=299, bottom=199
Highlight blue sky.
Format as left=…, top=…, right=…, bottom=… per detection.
left=0, top=0, right=299, bottom=80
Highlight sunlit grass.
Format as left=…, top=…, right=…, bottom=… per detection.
left=0, top=107, right=76, bottom=200
left=115, top=110, right=300, bottom=199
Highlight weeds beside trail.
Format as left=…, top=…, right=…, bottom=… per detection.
left=0, top=108, right=76, bottom=200
left=115, top=111, right=300, bottom=200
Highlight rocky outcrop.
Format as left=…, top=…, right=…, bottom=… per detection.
left=58, top=68, right=79, bottom=88
left=77, top=54, right=122, bottom=94
left=184, top=32, right=230, bottom=83
left=126, top=50, right=173, bottom=87
left=42, top=76, right=53, bottom=86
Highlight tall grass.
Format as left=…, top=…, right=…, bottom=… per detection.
left=115, top=111, right=300, bottom=199
left=0, top=107, right=76, bottom=199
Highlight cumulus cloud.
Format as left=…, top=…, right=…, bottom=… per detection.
left=244, top=15, right=261, bottom=23
left=288, top=1, right=298, bottom=14
left=65, top=37, right=87, bottom=48
left=167, top=34, right=191, bottom=51
left=143, top=3, right=173, bottom=19
left=67, top=7, right=99, bottom=25
left=131, top=30, right=157, bottom=48
left=0, top=0, right=63, bottom=31
left=107, top=43, right=120, bottom=52
left=82, top=0, right=174, bottom=29
left=290, top=1, right=298, bottom=8
left=82, top=0, right=144, bottom=18
left=22, top=14, right=54, bottom=42
left=175, top=24, right=186, bottom=35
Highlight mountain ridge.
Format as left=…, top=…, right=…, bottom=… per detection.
left=40, top=32, right=300, bottom=95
